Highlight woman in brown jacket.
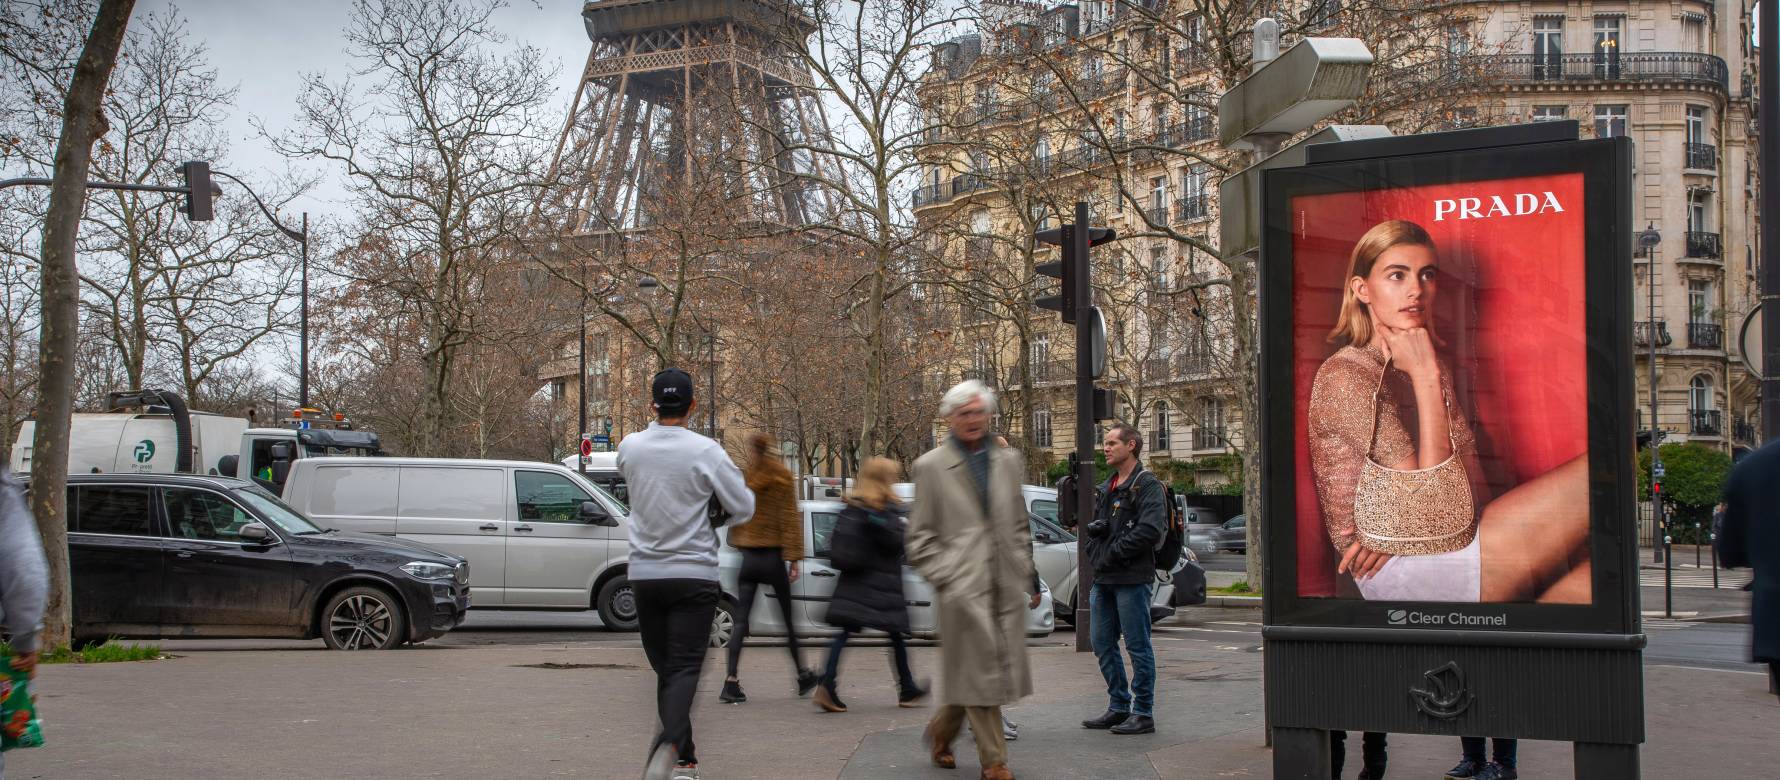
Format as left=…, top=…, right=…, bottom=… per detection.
left=721, top=433, right=819, bottom=703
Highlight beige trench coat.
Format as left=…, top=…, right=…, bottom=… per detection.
left=906, top=440, right=1036, bottom=707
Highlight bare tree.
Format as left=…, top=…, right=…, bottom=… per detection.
left=3, top=0, right=137, bottom=652
left=271, top=0, right=559, bottom=456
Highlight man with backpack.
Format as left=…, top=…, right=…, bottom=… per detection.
left=1081, top=422, right=1169, bottom=736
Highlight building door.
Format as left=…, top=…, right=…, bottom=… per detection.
left=1534, top=16, right=1563, bottom=80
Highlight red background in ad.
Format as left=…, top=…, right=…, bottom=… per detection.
left=1290, top=172, right=1589, bottom=597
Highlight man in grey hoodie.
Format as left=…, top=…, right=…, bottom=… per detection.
left=0, top=467, right=48, bottom=779
left=620, top=369, right=755, bottom=780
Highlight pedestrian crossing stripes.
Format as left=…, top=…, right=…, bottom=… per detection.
left=1639, top=567, right=1753, bottom=589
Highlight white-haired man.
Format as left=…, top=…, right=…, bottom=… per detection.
left=906, top=380, right=1039, bottom=780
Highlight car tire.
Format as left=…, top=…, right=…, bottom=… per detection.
left=321, top=586, right=406, bottom=650
left=597, top=575, right=640, bottom=632
left=709, top=598, right=737, bottom=648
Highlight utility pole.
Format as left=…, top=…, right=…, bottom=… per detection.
left=1642, top=224, right=1665, bottom=564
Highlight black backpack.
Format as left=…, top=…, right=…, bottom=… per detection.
left=1146, top=473, right=1187, bottom=571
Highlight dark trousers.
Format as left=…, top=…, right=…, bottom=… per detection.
left=1331, top=731, right=1387, bottom=778
left=1461, top=737, right=1517, bottom=768
left=725, top=547, right=805, bottom=678
left=821, top=627, right=916, bottom=690
left=635, top=578, right=719, bottom=765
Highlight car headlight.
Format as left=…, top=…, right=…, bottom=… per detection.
left=401, top=561, right=457, bottom=581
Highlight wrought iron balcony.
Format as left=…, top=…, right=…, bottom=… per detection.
left=1482, top=52, right=1729, bottom=92
left=1144, top=205, right=1168, bottom=225
left=1688, top=322, right=1723, bottom=350
left=1685, top=231, right=1721, bottom=259
left=1733, top=415, right=1758, bottom=444
left=1634, top=320, right=1672, bottom=348
left=912, top=182, right=946, bottom=208
left=1174, top=195, right=1209, bottom=222
left=1690, top=409, right=1723, bottom=437
left=1685, top=142, right=1718, bottom=171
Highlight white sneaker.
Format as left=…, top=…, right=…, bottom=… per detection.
left=1002, top=716, right=1019, bottom=741
left=671, top=763, right=700, bottom=780
left=642, top=743, right=677, bottom=780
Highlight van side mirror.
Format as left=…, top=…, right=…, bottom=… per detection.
left=581, top=500, right=616, bottom=526
left=218, top=454, right=239, bottom=478
left=269, top=442, right=293, bottom=461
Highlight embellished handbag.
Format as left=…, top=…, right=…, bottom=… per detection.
left=1351, top=359, right=1476, bottom=556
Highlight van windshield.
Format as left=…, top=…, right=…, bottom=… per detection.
left=235, top=484, right=325, bottom=535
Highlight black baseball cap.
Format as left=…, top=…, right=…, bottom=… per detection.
left=652, top=368, right=694, bottom=415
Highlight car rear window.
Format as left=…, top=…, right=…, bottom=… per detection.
left=73, top=485, right=154, bottom=536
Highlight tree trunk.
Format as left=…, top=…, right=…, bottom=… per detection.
left=859, top=244, right=889, bottom=456
left=30, top=0, right=137, bottom=652
left=1229, top=252, right=1264, bottom=589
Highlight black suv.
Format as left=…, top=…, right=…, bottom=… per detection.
left=62, top=473, right=470, bottom=650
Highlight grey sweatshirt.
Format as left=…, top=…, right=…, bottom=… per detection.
left=0, top=468, right=48, bottom=653
left=617, top=422, right=755, bottom=581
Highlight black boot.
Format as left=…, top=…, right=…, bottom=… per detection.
left=796, top=669, right=821, bottom=697
left=718, top=679, right=746, bottom=704
left=1081, top=710, right=1130, bottom=730
left=1109, top=714, right=1155, bottom=735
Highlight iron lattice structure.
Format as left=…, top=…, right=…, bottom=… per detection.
left=549, top=0, right=843, bottom=235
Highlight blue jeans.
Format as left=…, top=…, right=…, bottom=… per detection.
left=1090, top=581, right=1155, bottom=717
left=1461, top=737, right=1517, bottom=767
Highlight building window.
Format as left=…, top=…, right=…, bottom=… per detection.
left=550, top=379, right=567, bottom=402
left=1150, top=176, right=1167, bottom=211
left=1195, top=397, right=1226, bottom=450
left=1691, top=375, right=1714, bottom=413
left=1151, top=245, right=1169, bottom=290
left=1594, top=105, right=1628, bottom=138
left=1532, top=105, right=1567, bottom=122
left=1179, top=165, right=1209, bottom=219
left=1035, top=136, right=1050, bottom=166
left=972, top=338, right=990, bottom=376
left=1682, top=13, right=1706, bottom=53
left=1151, top=403, right=1171, bottom=454
left=1593, top=15, right=1622, bottom=78
left=1533, top=16, right=1563, bottom=80
left=1688, top=279, right=1711, bottom=324
left=1686, top=105, right=1708, bottom=148
left=1688, top=191, right=1710, bottom=232
left=1030, top=335, right=1050, bottom=368
left=1034, top=409, right=1053, bottom=448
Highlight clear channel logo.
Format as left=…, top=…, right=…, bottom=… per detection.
left=1386, top=609, right=1507, bottom=627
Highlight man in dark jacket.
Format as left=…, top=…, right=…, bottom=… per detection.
left=1718, top=438, right=1780, bottom=699
left=1080, top=423, right=1165, bottom=736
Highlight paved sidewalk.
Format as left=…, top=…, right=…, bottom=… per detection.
left=5, top=620, right=1775, bottom=779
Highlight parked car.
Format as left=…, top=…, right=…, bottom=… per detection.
left=281, top=457, right=638, bottom=628
left=1211, top=515, right=1247, bottom=554
left=1179, top=500, right=1228, bottom=555
left=61, top=473, right=469, bottom=650
left=713, top=500, right=1055, bottom=646
left=892, top=483, right=1183, bottom=625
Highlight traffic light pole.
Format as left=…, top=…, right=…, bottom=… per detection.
left=1071, top=202, right=1097, bottom=653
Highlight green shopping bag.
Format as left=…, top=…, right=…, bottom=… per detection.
left=0, top=649, right=44, bottom=751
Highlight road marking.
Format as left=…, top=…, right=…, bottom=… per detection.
left=1648, top=664, right=1769, bottom=677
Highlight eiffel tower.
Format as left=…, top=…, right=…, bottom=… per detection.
left=548, top=0, right=842, bottom=234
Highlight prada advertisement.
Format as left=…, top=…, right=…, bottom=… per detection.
left=1261, top=138, right=1636, bottom=633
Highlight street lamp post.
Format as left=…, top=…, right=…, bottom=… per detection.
left=210, top=170, right=310, bottom=408
left=1640, top=224, right=1665, bottom=570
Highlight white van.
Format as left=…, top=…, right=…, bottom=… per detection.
left=280, top=457, right=639, bottom=628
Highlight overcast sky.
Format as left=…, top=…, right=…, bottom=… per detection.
left=136, top=0, right=595, bottom=222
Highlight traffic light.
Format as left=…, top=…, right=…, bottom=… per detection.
left=180, top=161, right=214, bottom=221
left=1034, top=227, right=1074, bottom=323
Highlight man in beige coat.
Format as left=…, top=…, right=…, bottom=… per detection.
left=907, top=380, right=1038, bottom=780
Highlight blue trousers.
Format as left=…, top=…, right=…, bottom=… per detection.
left=1090, top=581, right=1155, bottom=717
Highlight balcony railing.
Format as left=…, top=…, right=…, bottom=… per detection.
left=1685, top=231, right=1721, bottom=259
left=1634, top=320, right=1673, bottom=348
left=1690, top=409, right=1723, bottom=437
left=1688, top=322, right=1723, bottom=350
left=1733, top=416, right=1758, bottom=444
left=1174, top=195, right=1209, bottom=222
left=1144, top=205, right=1168, bottom=225
left=912, top=182, right=946, bottom=208
left=1482, top=52, right=1729, bottom=92
left=1685, top=142, right=1718, bottom=171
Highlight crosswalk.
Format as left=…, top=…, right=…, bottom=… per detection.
left=1639, top=566, right=1753, bottom=589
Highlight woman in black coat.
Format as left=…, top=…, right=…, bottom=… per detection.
left=813, top=457, right=928, bottom=713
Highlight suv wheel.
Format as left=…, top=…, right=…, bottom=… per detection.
left=597, top=575, right=640, bottom=631
left=322, top=586, right=406, bottom=650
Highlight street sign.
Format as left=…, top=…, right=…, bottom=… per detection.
left=1219, top=124, right=1393, bottom=258
left=1654, top=463, right=1666, bottom=478
left=1217, top=37, right=1374, bottom=149
left=579, top=455, right=591, bottom=468
left=593, top=434, right=610, bottom=445
left=579, top=434, right=594, bottom=458
left=1740, top=303, right=1764, bottom=380
left=1089, top=306, right=1107, bottom=380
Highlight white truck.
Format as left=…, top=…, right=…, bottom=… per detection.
left=10, top=389, right=381, bottom=494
